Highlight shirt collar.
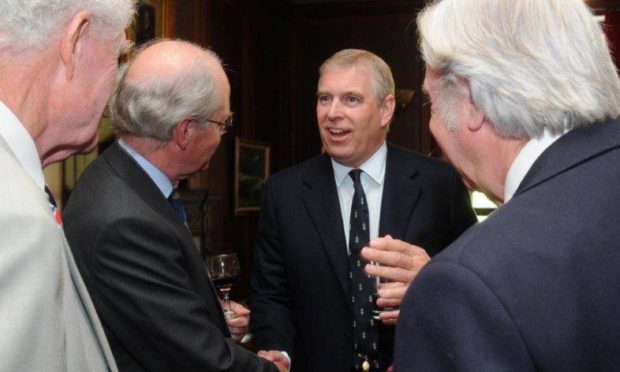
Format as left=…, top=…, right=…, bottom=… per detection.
left=118, top=138, right=174, bottom=198
left=332, top=142, right=387, bottom=187
left=504, top=129, right=565, bottom=203
left=0, top=101, right=44, bottom=189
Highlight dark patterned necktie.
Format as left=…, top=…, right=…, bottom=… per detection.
left=168, top=190, right=187, bottom=225
left=348, top=169, right=379, bottom=371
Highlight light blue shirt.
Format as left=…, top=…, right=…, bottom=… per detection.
left=117, top=139, right=174, bottom=198
left=332, top=142, right=387, bottom=254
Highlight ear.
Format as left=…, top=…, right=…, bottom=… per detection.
left=171, top=119, right=194, bottom=150
left=59, top=11, right=91, bottom=80
left=379, top=94, right=396, bottom=128
left=462, top=80, right=485, bottom=132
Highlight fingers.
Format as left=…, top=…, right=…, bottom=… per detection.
left=376, top=286, right=407, bottom=308
left=228, top=300, right=251, bottom=316
left=228, top=327, right=246, bottom=342
left=258, top=350, right=290, bottom=372
left=361, top=237, right=431, bottom=284
left=361, top=239, right=428, bottom=269
left=223, top=300, right=250, bottom=342
left=364, top=263, right=416, bottom=283
left=369, top=235, right=421, bottom=254
left=225, top=313, right=249, bottom=326
left=378, top=309, right=400, bottom=326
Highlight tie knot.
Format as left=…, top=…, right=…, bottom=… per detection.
left=349, top=169, right=363, bottom=185
left=168, top=189, right=187, bottom=224
left=168, top=189, right=178, bottom=202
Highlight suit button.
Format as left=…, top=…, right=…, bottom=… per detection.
left=344, top=332, right=351, bottom=342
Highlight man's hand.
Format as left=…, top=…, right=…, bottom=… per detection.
left=258, top=350, right=290, bottom=372
left=223, top=300, right=250, bottom=342
left=360, top=235, right=430, bottom=325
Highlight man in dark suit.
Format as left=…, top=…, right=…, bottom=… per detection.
left=63, top=40, right=286, bottom=372
left=249, top=49, right=477, bottom=371
left=394, top=0, right=620, bottom=370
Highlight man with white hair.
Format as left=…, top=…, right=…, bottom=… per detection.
left=0, top=1, right=135, bottom=371
left=394, top=0, right=620, bottom=370
left=63, top=39, right=286, bottom=372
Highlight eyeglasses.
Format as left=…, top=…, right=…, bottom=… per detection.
left=205, top=112, right=234, bottom=131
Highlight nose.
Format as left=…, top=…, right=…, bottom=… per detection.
left=326, top=99, right=344, bottom=121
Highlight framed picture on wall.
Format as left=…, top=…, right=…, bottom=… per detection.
left=234, top=137, right=271, bottom=216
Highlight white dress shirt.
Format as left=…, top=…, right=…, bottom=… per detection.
left=332, top=142, right=387, bottom=252
left=504, top=130, right=566, bottom=203
left=0, top=101, right=44, bottom=189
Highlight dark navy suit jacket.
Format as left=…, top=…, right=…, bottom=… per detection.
left=395, top=119, right=620, bottom=371
left=249, top=143, right=477, bottom=372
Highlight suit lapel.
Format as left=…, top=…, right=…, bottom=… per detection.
left=379, top=144, right=422, bottom=239
left=102, top=142, right=228, bottom=332
left=302, top=155, right=351, bottom=296
left=103, top=143, right=179, bottom=228
left=516, top=119, right=620, bottom=197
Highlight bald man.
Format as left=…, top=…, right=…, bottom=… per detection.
left=63, top=40, right=285, bottom=372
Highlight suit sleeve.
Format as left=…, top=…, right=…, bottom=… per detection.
left=90, top=215, right=276, bottom=372
left=445, top=169, right=478, bottom=245
left=248, top=179, right=298, bottom=358
left=394, top=260, right=534, bottom=371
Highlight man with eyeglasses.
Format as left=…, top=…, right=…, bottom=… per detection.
left=62, top=39, right=286, bottom=372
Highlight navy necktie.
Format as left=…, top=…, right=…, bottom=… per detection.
left=168, top=190, right=187, bottom=225
left=348, top=169, right=378, bottom=371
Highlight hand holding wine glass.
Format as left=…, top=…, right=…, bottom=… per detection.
left=361, top=235, right=430, bottom=324
left=206, top=253, right=241, bottom=318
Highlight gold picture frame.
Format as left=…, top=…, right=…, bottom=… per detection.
left=234, top=137, right=271, bottom=216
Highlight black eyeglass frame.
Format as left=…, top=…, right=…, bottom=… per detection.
left=205, top=112, right=234, bottom=130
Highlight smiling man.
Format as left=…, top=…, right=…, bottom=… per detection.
left=248, top=49, right=477, bottom=372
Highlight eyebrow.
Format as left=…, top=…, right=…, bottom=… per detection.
left=316, top=90, right=364, bottom=97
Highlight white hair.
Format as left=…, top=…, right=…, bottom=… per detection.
left=0, top=0, right=136, bottom=52
left=418, top=0, right=620, bottom=139
left=109, top=40, right=224, bottom=141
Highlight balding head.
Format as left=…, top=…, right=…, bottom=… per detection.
left=109, top=39, right=230, bottom=141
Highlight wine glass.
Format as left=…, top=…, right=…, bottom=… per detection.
left=205, top=253, right=241, bottom=318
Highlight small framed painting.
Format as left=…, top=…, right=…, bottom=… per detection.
left=234, top=137, right=271, bottom=216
